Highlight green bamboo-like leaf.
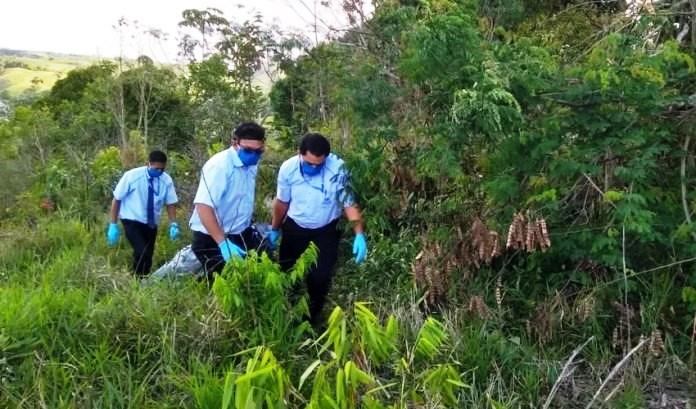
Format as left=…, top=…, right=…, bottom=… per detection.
left=235, top=365, right=276, bottom=384
left=385, top=315, right=398, bottom=340
left=221, top=370, right=236, bottom=409
left=299, top=359, right=322, bottom=391
left=415, top=317, right=448, bottom=360
left=321, top=394, right=340, bottom=409
left=335, top=368, right=346, bottom=406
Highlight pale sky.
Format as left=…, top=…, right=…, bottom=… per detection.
left=0, top=0, right=356, bottom=62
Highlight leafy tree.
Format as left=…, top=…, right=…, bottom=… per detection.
left=119, top=60, right=192, bottom=150
left=42, top=62, right=116, bottom=112
left=178, top=9, right=279, bottom=147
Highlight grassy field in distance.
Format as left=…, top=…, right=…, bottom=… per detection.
left=0, top=49, right=96, bottom=98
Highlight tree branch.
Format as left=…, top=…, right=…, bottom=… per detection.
left=677, top=23, right=690, bottom=44
left=681, top=134, right=693, bottom=224
left=585, top=337, right=649, bottom=409
left=543, top=336, right=595, bottom=409
left=582, top=172, right=617, bottom=209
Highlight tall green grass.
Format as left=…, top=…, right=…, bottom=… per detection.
left=0, top=216, right=692, bottom=407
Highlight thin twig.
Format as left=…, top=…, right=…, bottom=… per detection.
left=542, top=336, right=595, bottom=409
left=584, top=337, right=649, bottom=409
left=690, top=311, right=696, bottom=371
left=692, top=311, right=696, bottom=344
left=680, top=135, right=696, bottom=242
left=622, top=224, right=630, bottom=352
left=602, top=379, right=625, bottom=403
left=682, top=135, right=693, bottom=225
left=601, top=256, right=696, bottom=289
left=582, top=172, right=617, bottom=209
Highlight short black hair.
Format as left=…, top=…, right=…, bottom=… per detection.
left=234, top=122, right=266, bottom=140
left=149, top=150, right=167, bottom=163
left=299, top=133, right=330, bottom=157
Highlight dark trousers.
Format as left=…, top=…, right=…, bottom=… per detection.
left=121, top=219, right=158, bottom=276
left=279, top=217, right=340, bottom=325
left=191, top=226, right=263, bottom=282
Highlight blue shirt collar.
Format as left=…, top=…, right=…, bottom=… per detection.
left=323, top=154, right=340, bottom=173
left=229, top=147, right=245, bottom=168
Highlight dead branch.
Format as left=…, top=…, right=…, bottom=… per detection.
left=543, top=336, right=595, bottom=409
left=582, top=172, right=618, bottom=209
left=584, top=337, right=649, bottom=409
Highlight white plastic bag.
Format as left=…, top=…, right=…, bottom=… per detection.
left=150, top=245, right=203, bottom=281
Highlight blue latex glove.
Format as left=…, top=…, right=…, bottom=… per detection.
left=169, top=222, right=180, bottom=241
left=106, top=222, right=120, bottom=247
left=266, top=229, right=281, bottom=250
left=218, top=238, right=246, bottom=262
left=352, top=233, right=367, bottom=264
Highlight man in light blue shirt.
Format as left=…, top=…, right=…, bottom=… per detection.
left=107, top=150, right=180, bottom=276
left=269, top=133, right=368, bottom=326
left=189, top=122, right=267, bottom=282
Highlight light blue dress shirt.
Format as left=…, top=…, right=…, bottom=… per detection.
left=277, top=153, right=354, bottom=229
left=189, top=147, right=257, bottom=235
left=113, top=166, right=178, bottom=226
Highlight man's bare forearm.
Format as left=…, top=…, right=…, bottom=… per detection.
left=196, top=204, right=225, bottom=243
left=344, top=205, right=364, bottom=234
left=110, top=199, right=121, bottom=223
left=271, top=199, right=289, bottom=230
left=166, top=204, right=177, bottom=223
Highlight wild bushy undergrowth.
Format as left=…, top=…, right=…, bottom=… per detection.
left=1, top=216, right=692, bottom=408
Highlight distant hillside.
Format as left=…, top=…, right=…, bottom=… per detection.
left=0, top=49, right=97, bottom=99
left=0, top=48, right=272, bottom=103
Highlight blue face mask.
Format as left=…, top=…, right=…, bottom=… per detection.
left=147, top=167, right=163, bottom=178
left=237, top=147, right=262, bottom=166
left=301, top=160, right=324, bottom=176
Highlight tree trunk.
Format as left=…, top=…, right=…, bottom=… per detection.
left=690, top=0, right=696, bottom=49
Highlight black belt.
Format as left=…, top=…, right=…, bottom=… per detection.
left=283, top=217, right=339, bottom=236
